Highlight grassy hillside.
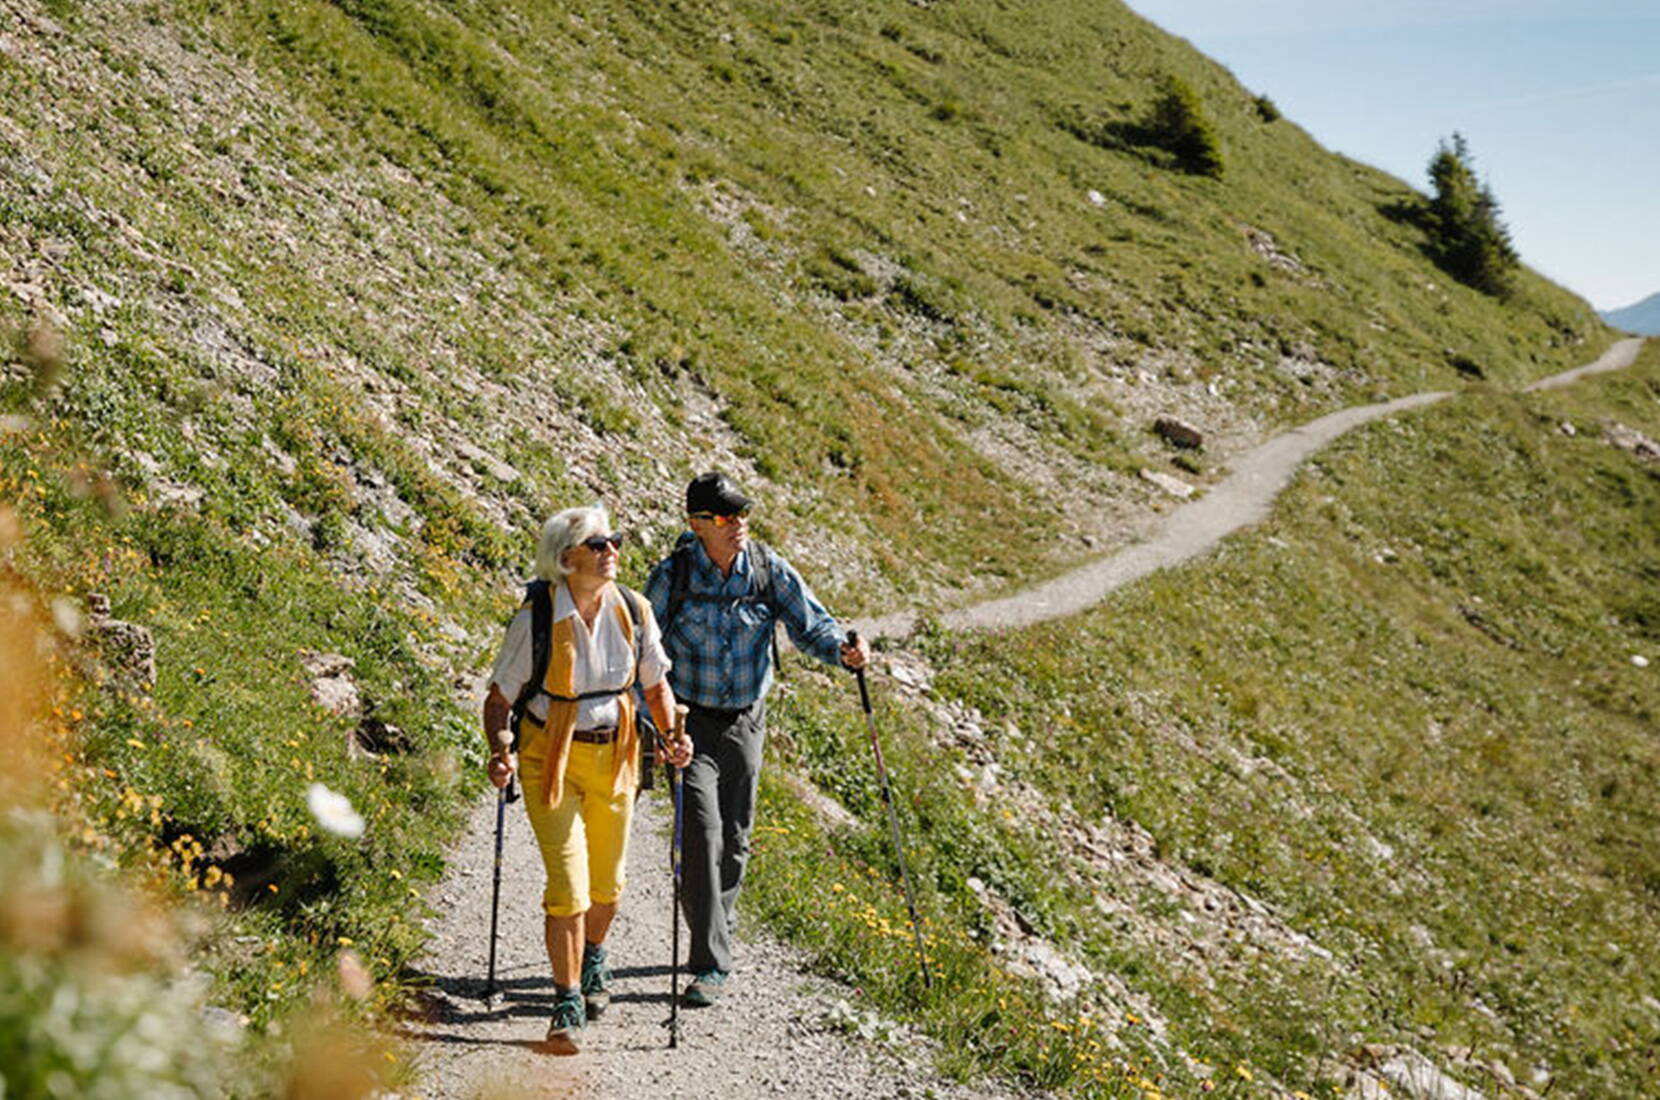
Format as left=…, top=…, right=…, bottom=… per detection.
left=751, top=341, right=1660, bottom=1096
left=0, top=0, right=1633, bottom=1093
left=3, top=0, right=1608, bottom=608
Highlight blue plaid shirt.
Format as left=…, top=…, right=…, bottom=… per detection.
left=645, top=532, right=846, bottom=709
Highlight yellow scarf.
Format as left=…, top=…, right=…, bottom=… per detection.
left=521, top=589, right=640, bottom=809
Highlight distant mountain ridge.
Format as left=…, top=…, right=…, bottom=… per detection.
left=1602, top=292, right=1660, bottom=335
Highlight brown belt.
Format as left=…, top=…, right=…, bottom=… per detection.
left=572, top=727, right=618, bottom=744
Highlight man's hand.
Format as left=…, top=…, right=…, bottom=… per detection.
left=840, top=633, right=871, bottom=671
left=488, top=750, right=515, bottom=788
left=658, top=730, right=693, bottom=769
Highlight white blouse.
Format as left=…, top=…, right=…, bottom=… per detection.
left=489, top=582, right=671, bottom=730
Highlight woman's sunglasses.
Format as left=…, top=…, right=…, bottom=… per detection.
left=581, top=533, right=624, bottom=553
left=689, top=508, right=751, bottom=528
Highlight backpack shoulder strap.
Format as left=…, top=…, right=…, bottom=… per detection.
left=749, top=541, right=776, bottom=606
left=508, top=579, right=553, bottom=746
left=662, top=541, right=695, bottom=634
left=617, top=583, right=659, bottom=788
left=748, top=541, right=782, bottom=670
left=616, top=584, right=646, bottom=678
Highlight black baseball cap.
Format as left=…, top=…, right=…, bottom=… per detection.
left=686, top=472, right=752, bottom=516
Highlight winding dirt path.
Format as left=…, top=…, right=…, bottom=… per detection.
left=855, top=337, right=1644, bottom=639
left=404, top=337, right=1642, bottom=1098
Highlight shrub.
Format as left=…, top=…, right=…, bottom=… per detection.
left=1253, top=93, right=1281, bottom=122
left=1147, top=77, right=1224, bottom=177
left=1425, top=133, right=1519, bottom=298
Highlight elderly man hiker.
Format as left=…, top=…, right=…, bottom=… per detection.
left=483, top=504, right=692, bottom=1054
left=646, top=472, right=869, bottom=1008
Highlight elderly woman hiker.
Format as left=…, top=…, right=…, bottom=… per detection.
left=483, top=504, right=692, bottom=1055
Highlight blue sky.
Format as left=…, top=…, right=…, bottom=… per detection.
left=1122, top=1, right=1659, bottom=310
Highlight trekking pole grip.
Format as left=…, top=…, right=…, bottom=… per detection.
left=666, top=703, right=688, bottom=771
left=493, top=728, right=520, bottom=803
left=847, top=630, right=873, bottom=713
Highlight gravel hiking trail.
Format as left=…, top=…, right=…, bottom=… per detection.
left=401, top=783, right=1029, bottom=1100
left=856, top=337, right=1644, bottom=639
left=405, top=338, right=1642, bottom=1099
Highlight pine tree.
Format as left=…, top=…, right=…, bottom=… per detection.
left=1426, top=133, right=1519, bottom=298
left=1149, top=77, right=1224, bottom=178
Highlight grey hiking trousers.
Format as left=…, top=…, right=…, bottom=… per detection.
left=680, top=699, right=767, bottom=976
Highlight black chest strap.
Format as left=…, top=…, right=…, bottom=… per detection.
left=508, top=582, right=645, bottom=745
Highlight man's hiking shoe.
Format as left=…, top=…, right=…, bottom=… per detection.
left=580, top=942, right=612, bottom=1020
left=682, top=969, right=727, bottom=1008
left=543, top=990, right=585, bottom=1055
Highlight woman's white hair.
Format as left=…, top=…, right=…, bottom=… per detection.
left=534, top=504, right=611, bottom=581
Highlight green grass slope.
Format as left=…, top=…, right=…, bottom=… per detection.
left=3, top=0, right=1609, bottom=606
left=757, top=342, right=1660, bottom=1096
left=0, top=0, right=1634, bottom=1092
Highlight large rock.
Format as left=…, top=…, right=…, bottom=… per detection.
left=1153, top=415, right=1204, bottom=449
left=1602, top=420, right=1660, bottom=462
left=300, top=650, right=360, bottom=716
left=967, top=876, right=1098, bottom=1003
left=455, top=440, right=520, bottom=483
left=1139, top=468, right=1195, bottom=500
left=86, top=593, right=156, bottom=688
left=1245, top=225, right=1304, bottom=273
left=1347, top=1047, right=1489, bottom=1100
left=352, top=715, right=411, bottom=758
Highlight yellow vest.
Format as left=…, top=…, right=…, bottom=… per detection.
left=519, top=587, right=643, bottom=810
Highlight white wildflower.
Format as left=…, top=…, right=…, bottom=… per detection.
left=52, top=597, right=83, bottom=637
left=306, top=783, right=365, bottom=838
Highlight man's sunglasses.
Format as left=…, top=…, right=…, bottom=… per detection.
left=689, top=508, right=750, bottom=527
left=581, top=533, right=624, bottom=553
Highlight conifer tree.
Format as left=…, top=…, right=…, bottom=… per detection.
left=1149, top=77, right=1224, bottom=178
left=1426, top=133, right=1519, bottom=298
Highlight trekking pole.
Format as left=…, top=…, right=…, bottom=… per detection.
left=667, top=704, right=688, bottom=1047
left=846, top=631, right=932, bottom=990
left=483, top=774, right=517, bottom=1001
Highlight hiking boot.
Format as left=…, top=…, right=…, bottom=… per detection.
left=543, top=990, right=585, bottom=1055
left=682, top=968, right=727, bottom=1008
left=580, top=942, right=612, bottom=1020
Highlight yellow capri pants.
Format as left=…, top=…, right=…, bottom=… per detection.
left=519, top=738, right=634, bottom=918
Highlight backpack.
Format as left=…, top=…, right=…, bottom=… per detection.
left=660, top=539, right=781, bottom=670
left=507, top=580, right=659, bottom=787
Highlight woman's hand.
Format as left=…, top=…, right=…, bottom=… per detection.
left=483, top=687, right=515, bottom=788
